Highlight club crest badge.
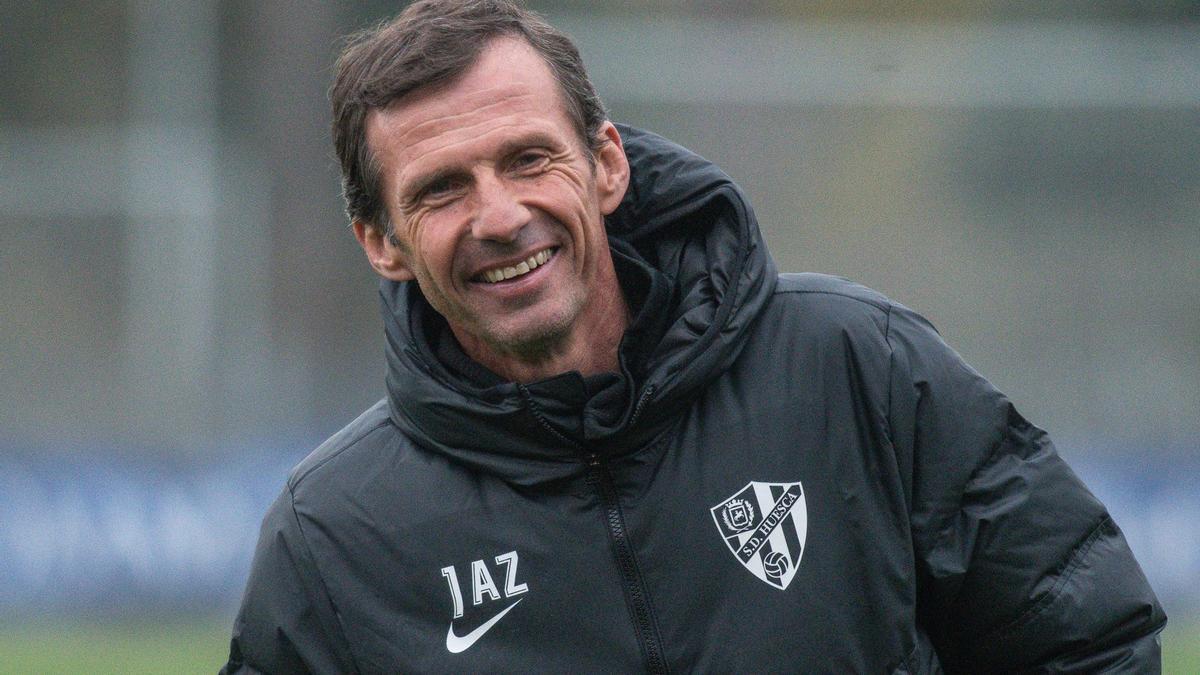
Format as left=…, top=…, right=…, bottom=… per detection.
left=710, top=481, right=807, bottom=590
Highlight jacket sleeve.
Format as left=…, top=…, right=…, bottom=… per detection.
left=884, top=302, right=1166, bottom=673
left=221, top=486, right=359, bottom=675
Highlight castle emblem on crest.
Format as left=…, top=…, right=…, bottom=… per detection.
left=720, top=498, right=756, bottom=533
left=710, top=481, right=807, bottom=590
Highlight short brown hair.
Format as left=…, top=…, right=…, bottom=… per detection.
left=331, top=0, right=608, bottom=234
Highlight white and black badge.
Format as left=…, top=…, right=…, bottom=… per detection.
left=710, top=481, right=807, bottom=590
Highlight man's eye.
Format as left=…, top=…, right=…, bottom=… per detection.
left=423, top=177, right=463, bottom=200
left=512, top=152, right=548, bottom=172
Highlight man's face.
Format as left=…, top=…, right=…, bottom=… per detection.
left=359, top=37, right=628, bottom=361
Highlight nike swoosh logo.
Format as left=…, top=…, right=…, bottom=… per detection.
left=445, top=598, right=522, bottom=654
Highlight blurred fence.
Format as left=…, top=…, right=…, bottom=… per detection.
left=0, top=448, right=292, bottom=617
left=1, top=443, right=1197, bottom=621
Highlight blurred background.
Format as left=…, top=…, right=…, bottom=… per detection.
left=1, top=0, right=1197, bottom=671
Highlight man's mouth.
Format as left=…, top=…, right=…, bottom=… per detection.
left=477, top=248, right=556, bottom=284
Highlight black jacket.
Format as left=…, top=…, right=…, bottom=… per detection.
left=224, top=127, right=1165, bottom=674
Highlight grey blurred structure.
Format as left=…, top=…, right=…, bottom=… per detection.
left=1, top=1, right=1198, bottom=617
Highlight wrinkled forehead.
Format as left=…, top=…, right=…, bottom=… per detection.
left=365, top=36, right=577, bottom=156
left=380, top=89, right=543, bottom=142
left=364, top=90, right=574, bottom=180
left=363, top=38, right=584, bottom=197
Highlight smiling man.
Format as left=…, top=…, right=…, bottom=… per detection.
left=223, top=1, right=1165, bottom=673
left=354, top=36, right=631, bottom=381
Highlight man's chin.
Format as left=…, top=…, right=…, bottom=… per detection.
left=487, top=327, right=569, bottom=361
left=473, top=314, right=577, bottom=362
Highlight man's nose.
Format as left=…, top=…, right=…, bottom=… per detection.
left=470, top=174, right=530, bottom=242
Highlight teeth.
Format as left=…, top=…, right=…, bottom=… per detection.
left=481, top=248, right=554, bottom=283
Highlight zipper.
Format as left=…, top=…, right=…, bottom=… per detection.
left=587, top=452, right=669, bottom=674
left=628, top=385, right=657, bottom=429
left=517, top=382, right=668, bottom=671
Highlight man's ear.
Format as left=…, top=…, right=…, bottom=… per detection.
left=353, top=219, right=415, bottom=281
left=594, top=121, right=630, bottom=216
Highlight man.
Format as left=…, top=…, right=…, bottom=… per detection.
left=224, top=1, right=1165, bottom=672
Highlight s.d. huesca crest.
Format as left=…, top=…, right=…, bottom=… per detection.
left=710, top=481, right=807, bottom=590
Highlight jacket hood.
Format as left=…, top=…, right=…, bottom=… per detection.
left=379, top=125, right=777, bottom=486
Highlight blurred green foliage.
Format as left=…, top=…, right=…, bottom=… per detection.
left=0, top=616, right=1196, bottom=674
left=1164, top=621, right=1200, bottom=675
left=0, top=617, right=229, bottom=675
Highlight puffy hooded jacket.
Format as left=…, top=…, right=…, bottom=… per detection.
left=223, top=126, right=1165, bottom=674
